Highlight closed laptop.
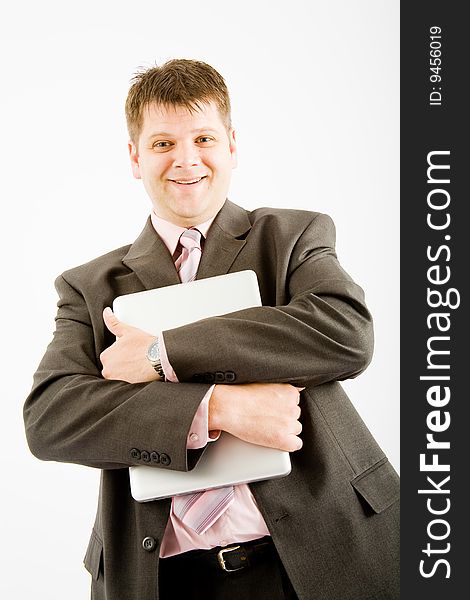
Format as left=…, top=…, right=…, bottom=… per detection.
left=113, top=270, right=291, bottom=502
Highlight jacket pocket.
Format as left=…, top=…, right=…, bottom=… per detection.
left=84, top=529, right=103, bottom=580
left=350, top=457, right=399, bottom=513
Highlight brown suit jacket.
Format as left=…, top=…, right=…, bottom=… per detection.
left=24, top=200, right=399, bottom=600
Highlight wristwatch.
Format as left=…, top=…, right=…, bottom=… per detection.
left=146, top=338, right=166, bottom=381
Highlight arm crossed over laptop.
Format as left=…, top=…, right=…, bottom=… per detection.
left=24, top=211, right=373, bottom=470
left=99, top=308, right=304, bottom=453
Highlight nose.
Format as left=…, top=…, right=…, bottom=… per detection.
left=172, top=140, right=201, bottom=169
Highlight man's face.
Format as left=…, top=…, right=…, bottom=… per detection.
left=129, top=101, right=237, bottom=227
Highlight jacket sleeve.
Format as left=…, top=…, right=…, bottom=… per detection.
left=23, top=274, right=211, bottom=470
left=163, top=213, right=374, bottom=387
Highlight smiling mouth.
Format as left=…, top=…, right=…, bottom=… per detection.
left=169, top=176, right=207, bottom=185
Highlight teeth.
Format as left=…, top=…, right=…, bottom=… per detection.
left=173, top=177, right=203, bottom=185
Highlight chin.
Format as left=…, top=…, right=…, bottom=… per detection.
left=175, top=198, right=212, bottom=217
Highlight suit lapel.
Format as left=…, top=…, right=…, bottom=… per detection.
left=122, top=217, right=181, bottom=290
left=197, top=200, right=252, bottom=279
left=121, top=200, right=252, bottom=290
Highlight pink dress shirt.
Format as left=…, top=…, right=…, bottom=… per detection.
left=149, top=211, right=270, bottom=558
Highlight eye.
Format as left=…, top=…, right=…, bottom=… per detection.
left=196, top=136, right=214, bottom=144
left=152, top=141, right=172, bottom=149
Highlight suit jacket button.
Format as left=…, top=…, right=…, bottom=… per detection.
left=130, top=448, right=141, bottom=460
left=141, top=450, right=150, bottom=462
left=225, top=371, right=236, bottom=382
left=192, top=373, right=203, bottom=383
left=204, top=372, right=215, bottom=383
left=160, top=453, right=171, bottom=466
left=142, top=536, right=157, bottom=552
left=215, top=371, right=225, bottom=383
left=150, top=451, right=160, bottom=463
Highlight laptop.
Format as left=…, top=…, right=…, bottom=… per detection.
left=113, top=270, right=291, bottom=502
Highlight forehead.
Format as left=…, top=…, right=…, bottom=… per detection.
left=140, top=101, right=226, bottom=137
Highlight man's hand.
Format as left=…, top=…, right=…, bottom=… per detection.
left=208, top=383, right=304, bottom=452
left=100, top=307, right=161, bottom=383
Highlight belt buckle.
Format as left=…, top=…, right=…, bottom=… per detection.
left=217, top=545, right=244, bottom=572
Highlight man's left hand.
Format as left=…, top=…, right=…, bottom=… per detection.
left=100, top=307, right=161, bottom=383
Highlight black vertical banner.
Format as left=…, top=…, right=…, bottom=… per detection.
left=401, top=2, right=467, bottom=598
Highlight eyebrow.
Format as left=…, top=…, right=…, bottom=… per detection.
left=147, top=128, right=220, bottom=139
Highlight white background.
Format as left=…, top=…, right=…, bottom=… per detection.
left=0, top=1, right=399, bottom=597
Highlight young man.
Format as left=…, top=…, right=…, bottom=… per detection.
left=24, top=59, right=399, bottom=599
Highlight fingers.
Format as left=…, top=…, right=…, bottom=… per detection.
left=285, top=418, right=303, bottom=452
left=293, top=419, right=302, bottom=435
left=290, top=435, right=303, bottom=452
left=279, top=433, right=303, bottom=453
left=276, top=386, right=303, bottom=451
left=291, top=404, right=301, bottom=420
left=275, top=398, right=302, bottom=452
left=287, top=388, right=303, bottom=451
left=103, top=307, right=124, bottom=338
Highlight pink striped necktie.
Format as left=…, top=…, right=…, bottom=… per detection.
left=172, top=228, right=235, bottom=534
left=174, top=228, right=202, bottom=283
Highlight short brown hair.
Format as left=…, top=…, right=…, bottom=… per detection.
left=125, top=59, right=231, bottom=144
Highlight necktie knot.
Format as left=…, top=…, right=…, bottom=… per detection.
left=175, top=228, right=203, bottom=283
left=179, top=228, right=202, bottom=251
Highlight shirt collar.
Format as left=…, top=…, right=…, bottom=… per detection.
left=150, top=211, right=216, bottom=257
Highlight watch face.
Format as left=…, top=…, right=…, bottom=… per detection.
left=147, top=340, right=159, bottom=361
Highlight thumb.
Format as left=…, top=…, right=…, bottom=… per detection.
left=103, top=307, right=125, bottom=338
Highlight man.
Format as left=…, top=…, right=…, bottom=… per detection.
left=24, top=59, right=399, bottom=599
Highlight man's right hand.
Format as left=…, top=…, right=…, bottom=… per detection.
left=208, top=383, right=304, bottom=452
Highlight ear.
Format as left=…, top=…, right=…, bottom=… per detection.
left=229, top=128, right=238, bottom=169
left=128, top=141, right=142, bottom=179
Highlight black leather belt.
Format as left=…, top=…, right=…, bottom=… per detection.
left=161, top=536, right=275, bottom=573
